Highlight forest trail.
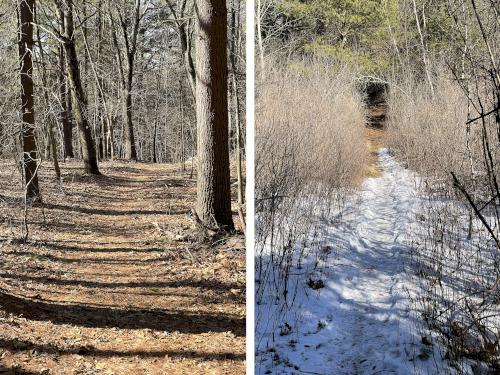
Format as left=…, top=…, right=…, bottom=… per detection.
left=258, top=149, right=445, bottom=374
left=364, top=102, right=387, bottom=178
left=321, top=149, right=422, bottom=374
left=0, top=161, right=245, bottom=374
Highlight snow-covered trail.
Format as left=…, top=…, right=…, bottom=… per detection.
left=257, top=149, right=445, bottom=374
left=323, top=148, right=421, bottom=374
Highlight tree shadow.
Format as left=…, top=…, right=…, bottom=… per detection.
left=36, top=242, right=167, bottom=253
left=63, top=173, right=188, bottom=189
left=0, top=193, right=23, bottom=206
left=0, top=272, right=240, bottom=291
left=0, top=290, right=245, bottom=336
left=0, top=337, right=245, bottom=361
left=0, top=365, right=40, bottom=375
left=11, top=251, right=176, bottom=265
left=42, top=202, right=185, bottom=216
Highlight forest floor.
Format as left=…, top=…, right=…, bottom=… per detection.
left=0, top=160, right=245, bottom=375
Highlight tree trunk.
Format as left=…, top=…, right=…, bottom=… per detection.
left=179, top=79, right=185, bottom=170
left=18, top=0, right=41, bottom=202
left=230, top=0, right=244, bottom=206
left=179, top=21, right=196, bottom=101
left=195, top=0, right=234, bottom=229
left=61, top=0, right=100, bottom=175
left=58, top=36, right=74, bottom=159
left=34, top=2, right=60, bottom=179
left=76, top=1, right=114, bottom=161
left=123, top=69, right=137, bottom=160
left=411, top=0, right=434, bottom=96
left=58, top=7, right=73, bottom=159
left=117, top=0, right=141, bottom=161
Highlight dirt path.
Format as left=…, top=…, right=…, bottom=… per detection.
left=0, top=161, right=245, bottom=374
left=364, top=103, right=387, bottom=178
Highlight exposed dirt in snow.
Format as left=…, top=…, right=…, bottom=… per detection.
left=0, top=160, right=245, bottom=374
left=363, top=104, right=387, bottom=179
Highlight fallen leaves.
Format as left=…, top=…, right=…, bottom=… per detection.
left=0, top=160, right=245, bottom=375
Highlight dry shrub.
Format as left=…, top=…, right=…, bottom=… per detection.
left=255, top=62, right=368, bottom=368
left=255, top=61, right=367, bottom=303
left=387, top=77, right=470, bottom=180
left=256, top=62, right=367, bottom=210
left=387, top=71, right=500, bottom=371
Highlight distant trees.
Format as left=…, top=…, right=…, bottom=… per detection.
left=3, top=0, right=245, bottom=228
left=256, top=0, right=399, bottom=73
left=18, top=0, right=41, bottom=201
left=166, top=0, right=196, bottom=99
left=0, top=0, right=235, bottom=164
left=111, top=0, right=146, bottom=161
left=195, top=0, right=235, bottom=229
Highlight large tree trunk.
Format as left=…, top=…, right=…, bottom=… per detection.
left=195, top=0, right=234, bottom=229
left=60, top=0, right=100, bottom=175
left=18, top=0, right=41, bottom=201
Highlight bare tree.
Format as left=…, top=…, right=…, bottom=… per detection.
left=111, top=0, right=145, bottom=161
left=34, top=2, right=60, bottom=179
left=411, top=0, right=435, bottom=96
left=165, top=0, right=196, bottom=100
left=18, top=0, right=41, bottom=201
left=56, top=8, right=73, bottom=159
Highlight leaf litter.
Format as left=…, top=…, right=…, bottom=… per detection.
left=0, top=160, right=245, bottom=374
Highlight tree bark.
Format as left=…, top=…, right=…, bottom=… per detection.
left=195, top=0, right=234, bottom=229
left=18, top=0, right=41, bottom=201
left=60, top=0, right=100, bottom=174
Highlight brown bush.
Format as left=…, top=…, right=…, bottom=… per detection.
left=255, top=62, right=368, bottom=302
